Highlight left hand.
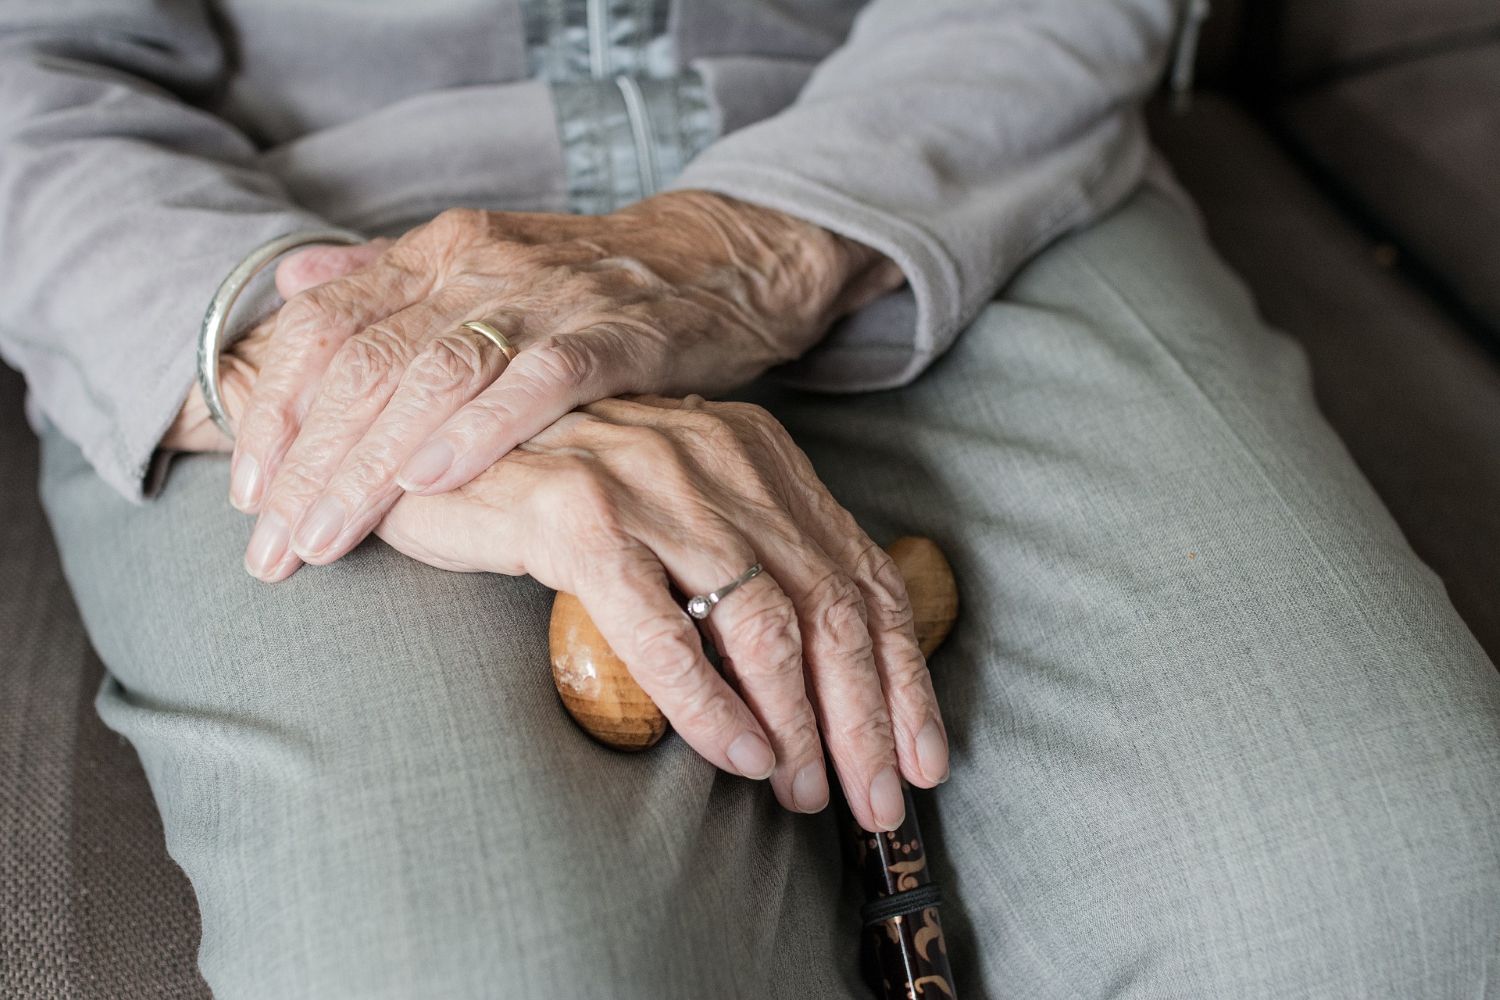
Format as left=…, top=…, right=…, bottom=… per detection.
left=377, top=394, right=949, bottom=831
left=231, top=192, right=902, bottom=583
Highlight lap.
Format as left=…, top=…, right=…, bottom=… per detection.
left=757, top=187, right=1500, bottom=997
left=41, top=435, right=855, bottom=999
left=40, top=188, right=1500, bottom=998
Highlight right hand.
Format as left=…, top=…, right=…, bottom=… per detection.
left=377, top=395, right=950, bottom=831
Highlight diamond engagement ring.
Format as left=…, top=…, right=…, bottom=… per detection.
left=685, top=563, right=763, bottom=620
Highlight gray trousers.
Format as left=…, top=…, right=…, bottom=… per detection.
left=40, top=190, right=1500, bottom=999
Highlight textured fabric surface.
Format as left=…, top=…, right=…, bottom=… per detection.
left=0, top=0, right=1176, bottom=501
left=37, top=189, right=1500, bottom=998
left=0, top=375, right=81, bottom=997
left=0, top=365, right=207, bottom=1000
left=1152, top=95, right=1500, bottom=661
left=1269, top=0, right=1500, bottom=84
left=1277, top=40, right=1500, bottom=338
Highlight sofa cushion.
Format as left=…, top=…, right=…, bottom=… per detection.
left=1152, top=96, right=1500, bottom=661
left=0, top=366, right=208, bottom=999
left=1278, top=41, right=1500, bottom=341
left=1273, top=0, right=1500, bottom=84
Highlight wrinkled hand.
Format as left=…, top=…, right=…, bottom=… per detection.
left=161, top=238, right=389, bottom=453
left=226, top=192, right=901, bottom=582
left=379, top=395, right=948, bottom=831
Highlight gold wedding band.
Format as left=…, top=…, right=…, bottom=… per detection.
left=460, top=320, right=519, bottom=362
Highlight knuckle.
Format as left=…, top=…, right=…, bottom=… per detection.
left=858, top=546, right=915, bottom=632
left=809, top=571, right=869, bottom=643
left=239, top=397, right=294, bottom=449
left=634, top=616, right=709, bottom=692
left=277, top=292, right=333, bottom=335
left=516, top=337, right=592, bottom=393
left=680, top=687, right=739, bottom=735
left=778, top=715, right=823, bottom=754
left=728, top=602, right=802, bottom=677
left=335, top=451, right=398, bottom=498
left=672, top=407, right=740, bottom=454
left=620, top=426, right=680, bottom=470
left=449, top=393, right=516, bottom=445
left=833, top=708, right=895, bottom=755
left=886, top=653, right=934, bottom=706
left=719, top=401, right=780, bottom=434
left=634, top=614, right=697, bottom=669
left=405, top=336, right=488, bottom=394
left=265, top=461, right=325, bottom=507
left=544, top=459, right=619, bottom=533
left=429, top=207, right=489, bottom=242
left=328, top=328, right=405, bottom=399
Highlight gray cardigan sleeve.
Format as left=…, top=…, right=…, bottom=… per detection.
left=673, top=0, right=1179, bottom=391
left=0, top=1, right=329, bottom=501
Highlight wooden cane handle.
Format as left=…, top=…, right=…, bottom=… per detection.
left=549, top=536, right=958, bottom=751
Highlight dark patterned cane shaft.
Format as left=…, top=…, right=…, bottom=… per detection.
left=548, top=536, right=961, bottom=996
left=854, top=786, right=956, bottom=999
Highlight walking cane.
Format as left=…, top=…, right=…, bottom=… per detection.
left=549, top=537, right=960, bottom=999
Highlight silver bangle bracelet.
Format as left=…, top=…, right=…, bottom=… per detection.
left=196, top=227, right=366, bottom=438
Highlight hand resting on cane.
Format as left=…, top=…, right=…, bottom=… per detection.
left=166, top=286, right=948, bottom=834
left=379, top=394, right=950, bottom=833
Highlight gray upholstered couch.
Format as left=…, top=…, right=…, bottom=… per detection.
left=3, top=2, right=1497, bottom=995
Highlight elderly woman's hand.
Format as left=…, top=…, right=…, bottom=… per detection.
left=376, top=395, right=948, bottom=832
left=228, top=192, right=902, bottom=581
left=161, top=238, right=390, bottom=454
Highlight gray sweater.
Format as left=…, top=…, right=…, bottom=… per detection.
left=0, top=0, right=1179, bottom=500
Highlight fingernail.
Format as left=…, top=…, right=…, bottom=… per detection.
left=230, top=453, right=261, bottom=510
left=792, top=762, right=830, bottom=814
left=245, top=514, right=289, bottom=579
left=916, top=718, right=950, bottom=785
left=869, top=766, right=906, bottom=831
left=727, top=732, right=775, bottom=780
left=293, top=496, right=346, bottom=556
left=397, top=440, right=455, bottom=491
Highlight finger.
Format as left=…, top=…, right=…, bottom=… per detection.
left=576, top=543, right=777, bottom=783
left=813, top=518, right=947, bottom=789
left=647, top=517, right=828, bottom=815
left=230, top=248, right=434, bottom=513
left=760, top=529, right=903, bottom=831
left=244, top=292, right=473, bottom=581
left=589, top=397, right=901, bottom=828
left=274, top=238, right=392, bottom=299
left=396, top=324, right=642, bottom=495
left=756, top=425, right=948, bottom=791
left=290, top=325, right=511, bottom=564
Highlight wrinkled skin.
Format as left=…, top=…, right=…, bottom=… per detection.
left=163, top=203, right=944, bottom=830
left=380, top=395, right=948, bottom=832
left=216, top=191, right=901, bottom=585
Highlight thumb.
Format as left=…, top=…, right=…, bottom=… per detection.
left=275, top=238, right=392, bottom=299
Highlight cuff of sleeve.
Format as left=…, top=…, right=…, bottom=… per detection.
left=691, top=56, right=814, bottom=136
left=85, top=211, right=335, bottom=503
left=667, top=162, right=963, bottom=392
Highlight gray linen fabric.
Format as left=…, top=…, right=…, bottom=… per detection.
left=1150, top=95, right=1500, bottom=660
left=0, top=0, right=1175, bottom=500
left=39, top=190, right=1500, bottom=998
